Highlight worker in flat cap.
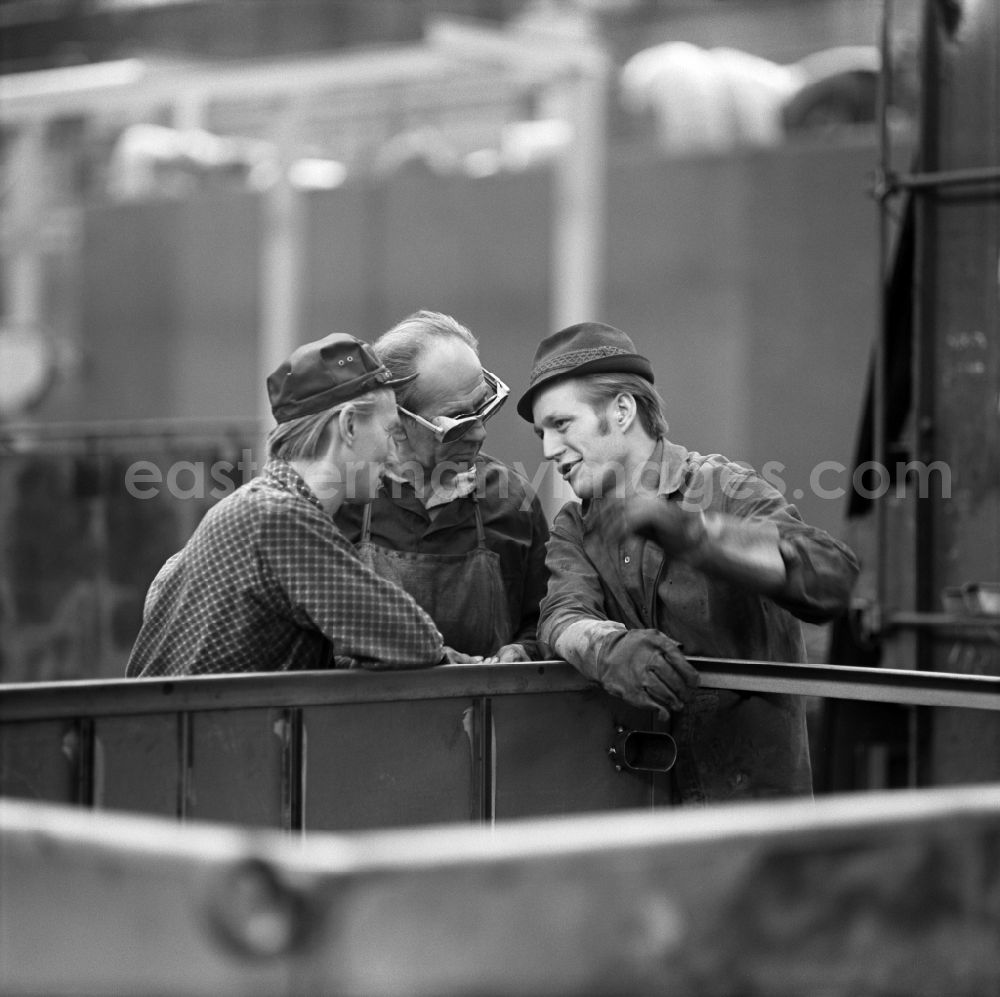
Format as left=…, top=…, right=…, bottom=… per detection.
left=336, top=311, right=550, bottom=663
left=127, top=333, right=449, bottom=677
left=520, top=322, right=860, bottom=801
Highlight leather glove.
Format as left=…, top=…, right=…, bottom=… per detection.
left=618, top=494, right=707, bottom=560
left=594, top=628, right=699, bottom=719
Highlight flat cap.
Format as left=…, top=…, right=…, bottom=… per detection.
left=267, top=333, right=416, bottom=424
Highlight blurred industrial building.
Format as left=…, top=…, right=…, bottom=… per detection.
left=0, top=0, right=928, bottom=682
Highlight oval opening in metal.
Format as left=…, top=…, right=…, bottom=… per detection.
left=617, top=729, right=677, bottom=773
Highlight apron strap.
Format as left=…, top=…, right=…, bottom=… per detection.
left=470, top=489, right=488, bottom=550
left=361, top=500, right=373, bottom=542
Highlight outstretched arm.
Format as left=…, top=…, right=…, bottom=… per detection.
left=618, top=470, right=859, bottom=624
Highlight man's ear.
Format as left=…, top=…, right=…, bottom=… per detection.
left=614, top=393, right=637, bottom=431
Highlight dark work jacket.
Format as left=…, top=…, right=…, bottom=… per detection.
left=337, top=454, right=550, bottom=659
left=540, top=440, right=860, bottom=804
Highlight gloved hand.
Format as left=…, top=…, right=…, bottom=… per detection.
left=593, top=628, right=699, bottom=719
left=618, top=494, right=708, bottom=560
left=618, top=494, right=787, bottom=595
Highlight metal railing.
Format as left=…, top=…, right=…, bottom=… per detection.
left=2, top=659, right=998, bottom=834
left=3, top=658, right=1000, bottom=720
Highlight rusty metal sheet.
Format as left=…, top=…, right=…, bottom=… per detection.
left=93, top=713, right=179, bottom=817
left=301, top=698, right=480, bottom=831
left=491, top=689, right=671, bottom=819
left=0, top=719, right=78, bottom=804
left=186, top=708, right=287, bottom=829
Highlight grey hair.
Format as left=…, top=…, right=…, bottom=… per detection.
left=577, top=372, right=668, bottom=439
left=374, top=310, right=479, bottom=410
left=267, top=391, right=380, bottom=460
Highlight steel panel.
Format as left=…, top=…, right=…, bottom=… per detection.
left=301, top=697, right=479, bottom=831
left=0, top=719, right=77, bottom=804
left=186, top=708, right=287, bottom=829
left=93, top=713, right=179, bottom=817
left=491, top=689, right=670, bottom=819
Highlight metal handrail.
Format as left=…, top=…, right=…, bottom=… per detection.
left=2, top=658, right=998, bottom=722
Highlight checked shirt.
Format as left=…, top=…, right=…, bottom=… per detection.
left=126, top=459, right=444, bottom=676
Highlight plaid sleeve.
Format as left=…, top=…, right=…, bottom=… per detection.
left=258, top=498, right=445, bottom=669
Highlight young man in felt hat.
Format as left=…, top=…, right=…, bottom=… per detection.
left=519, top=322, right=859, bottom=802
left=335, top=311, right=549, bottom=663
left=127, top=333, right=447, bottom=677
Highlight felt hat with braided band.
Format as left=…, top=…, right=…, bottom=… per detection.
left=516, top=322, right=655, bottom=421
left=267, top=333, right=416, bottom=424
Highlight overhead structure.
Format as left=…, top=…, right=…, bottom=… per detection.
left=0, top=19, right=609, bottom=426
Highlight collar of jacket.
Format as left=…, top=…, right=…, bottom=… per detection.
left=578, top=437, right=691, bottom=533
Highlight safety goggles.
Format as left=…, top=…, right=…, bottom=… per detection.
left=397, top=369, right=509, bottom=443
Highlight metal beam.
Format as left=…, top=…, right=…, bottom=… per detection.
left=2, top=658, right=999, bottom=723
left=696, top=658, right=1000, bottom=712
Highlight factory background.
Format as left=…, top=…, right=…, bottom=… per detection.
left=1, top=0, right=913, bottom=682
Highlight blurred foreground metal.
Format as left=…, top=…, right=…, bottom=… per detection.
left=2, top=783, right=999, bottom=996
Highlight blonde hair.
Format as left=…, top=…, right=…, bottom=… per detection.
left=267, top=392, right=380, bottom=460
left=578, top=373, right=668, bottom=438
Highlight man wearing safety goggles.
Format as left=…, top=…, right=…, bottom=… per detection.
left=335, top=310, right=550, bottom=663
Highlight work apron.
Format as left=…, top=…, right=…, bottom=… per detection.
left=357, top=492, right=513, bottom=657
